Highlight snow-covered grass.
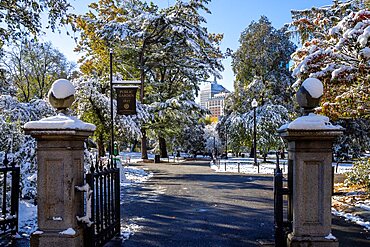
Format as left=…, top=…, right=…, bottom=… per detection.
left=210, top=159, right=287, bottom=174
left=121, top=166, right=153, bottom=185
left=210, top=157, right=353, bottom=175
left=332, top=207, right=370, bottom=230
left=118, top=151, right=188, bottom=164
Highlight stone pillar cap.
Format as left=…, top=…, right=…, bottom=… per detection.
left=24, top=113, right=96, bottom=132
left=278, top=113, right=343, bottom=132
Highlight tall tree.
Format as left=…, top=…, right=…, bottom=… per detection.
left=74, top=0, right=223, bottom=159
left=74, top=75, right=152, bottom=157
left=290, top=1, right=368, bottom=119
left=219, top=16, right=295, bottom=156
left=232, top=16, right=296, bottom=110
left=1, top=40, right=76, bottom=102
left=0, top=0, right=72, bottom=51
left=289, top=0, right=369, bottom=159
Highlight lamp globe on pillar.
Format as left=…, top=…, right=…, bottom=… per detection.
left=251, top=98, right=258, bottom=172
left=296, top=78, right=323, bottom=115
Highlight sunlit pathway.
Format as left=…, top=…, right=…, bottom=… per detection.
left=117, top=160, right=275, bottom=247
left=106, top=160, right=370, bottom=247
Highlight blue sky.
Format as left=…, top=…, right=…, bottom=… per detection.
left=43, top=0, right=333, bottom=91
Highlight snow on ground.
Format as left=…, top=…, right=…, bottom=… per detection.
left=210, top=159, right=287, bottom=174
left=18, top=200, right=37, bottom=237
left=210, top=157, right=352, bottom=175
left=119, top=151, right=188, bottom=164
left=121, top=217, right=145, bottom=240
left=332, top=208, right=370, bottom=230
left=120, top=165, right=153, bottom=186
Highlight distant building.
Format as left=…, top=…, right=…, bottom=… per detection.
left=200, top=78, right=230, bottom=118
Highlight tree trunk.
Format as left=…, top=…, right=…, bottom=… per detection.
left=159, top=136, right=168, bottom=158
left=141, top=129, right=148, bottom=159
left=250, top=145, right=255, bottom=158
left=263, top=153, right=267, bottom=162
left=97, top=133, right=105, bottom=158
left=280, top=148, right=285, bottom=159
left=130, top=140, right=138, bottom=152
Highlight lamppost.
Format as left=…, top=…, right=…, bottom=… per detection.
left=109, top=49, right=114, bottom=165
left=251, top=98, right=259, bottom=173
left=225, top=126, right=228, bottom=159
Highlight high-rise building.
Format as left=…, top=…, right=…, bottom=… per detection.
left=205, top=92, right=229, bottom=117
left=199, top=78, right=230, bottom=118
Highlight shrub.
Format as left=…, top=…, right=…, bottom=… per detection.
left=345, top=158, right=370, bottom=190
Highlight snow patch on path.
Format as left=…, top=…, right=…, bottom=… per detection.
left=121, top=217, right=145, bottom=241
left=332, top=208, right=370, bottom=230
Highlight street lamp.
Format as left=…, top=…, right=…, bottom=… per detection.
left=225, top=126, right=228, bottom=159
left=109, top=49, right=114, bottom=166
left=251, top=98, right=259, bottom=173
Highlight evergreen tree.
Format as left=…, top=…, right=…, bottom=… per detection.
left=219, top=16, right=295, bottom=156
left=232, top=16, right=296, bottom=110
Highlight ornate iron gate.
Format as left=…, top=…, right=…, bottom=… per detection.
left=0, top=153, right=20, bottom=238
left=84, top=158, right=120, bottom=247
left=273, top=157, right=292, bottom=247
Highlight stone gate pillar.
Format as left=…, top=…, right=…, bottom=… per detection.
left=278, top=78, right=343, bottom=247
left=24, top=79, right=96, bottom=247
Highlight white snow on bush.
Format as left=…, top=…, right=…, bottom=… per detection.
left=301, top=78, right=323, bottom=98
left=50, top=79, right=75, bottom=99
left=359, top=47, right=370, bottom=58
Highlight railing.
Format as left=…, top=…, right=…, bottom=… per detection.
left=273, top=154, right=292, bottom=247
left=83, top=157, right=120, bottom=247
left=0, top=152, right=20, bottom=238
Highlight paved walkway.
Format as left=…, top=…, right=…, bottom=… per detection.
left=113, top=160, right=370, bottom=247
left=117, top=160, right=274, bottom=247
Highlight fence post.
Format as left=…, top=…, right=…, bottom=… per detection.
left=24, top=79, right=96, bottom=247
left=10, top=160, right=20, bottom=235
left=277, top=78, right=343, bottom=247
left=274, top=168, right=284, bottom=247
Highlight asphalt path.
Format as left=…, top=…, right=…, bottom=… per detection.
left=114, top=160, right=370, bottom=247
left=117, top=160, right=276, bottom=247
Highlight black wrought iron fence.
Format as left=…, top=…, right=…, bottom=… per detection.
left=0, top=153, right=20, bottom=238
left=83, top=157, right=120, bottom=247
left=273, top=154, right=292, bottom=247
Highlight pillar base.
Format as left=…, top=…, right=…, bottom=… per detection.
left=30, top=228, right=83, bottom=247
left=287, top=233, right=338, bottom=247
